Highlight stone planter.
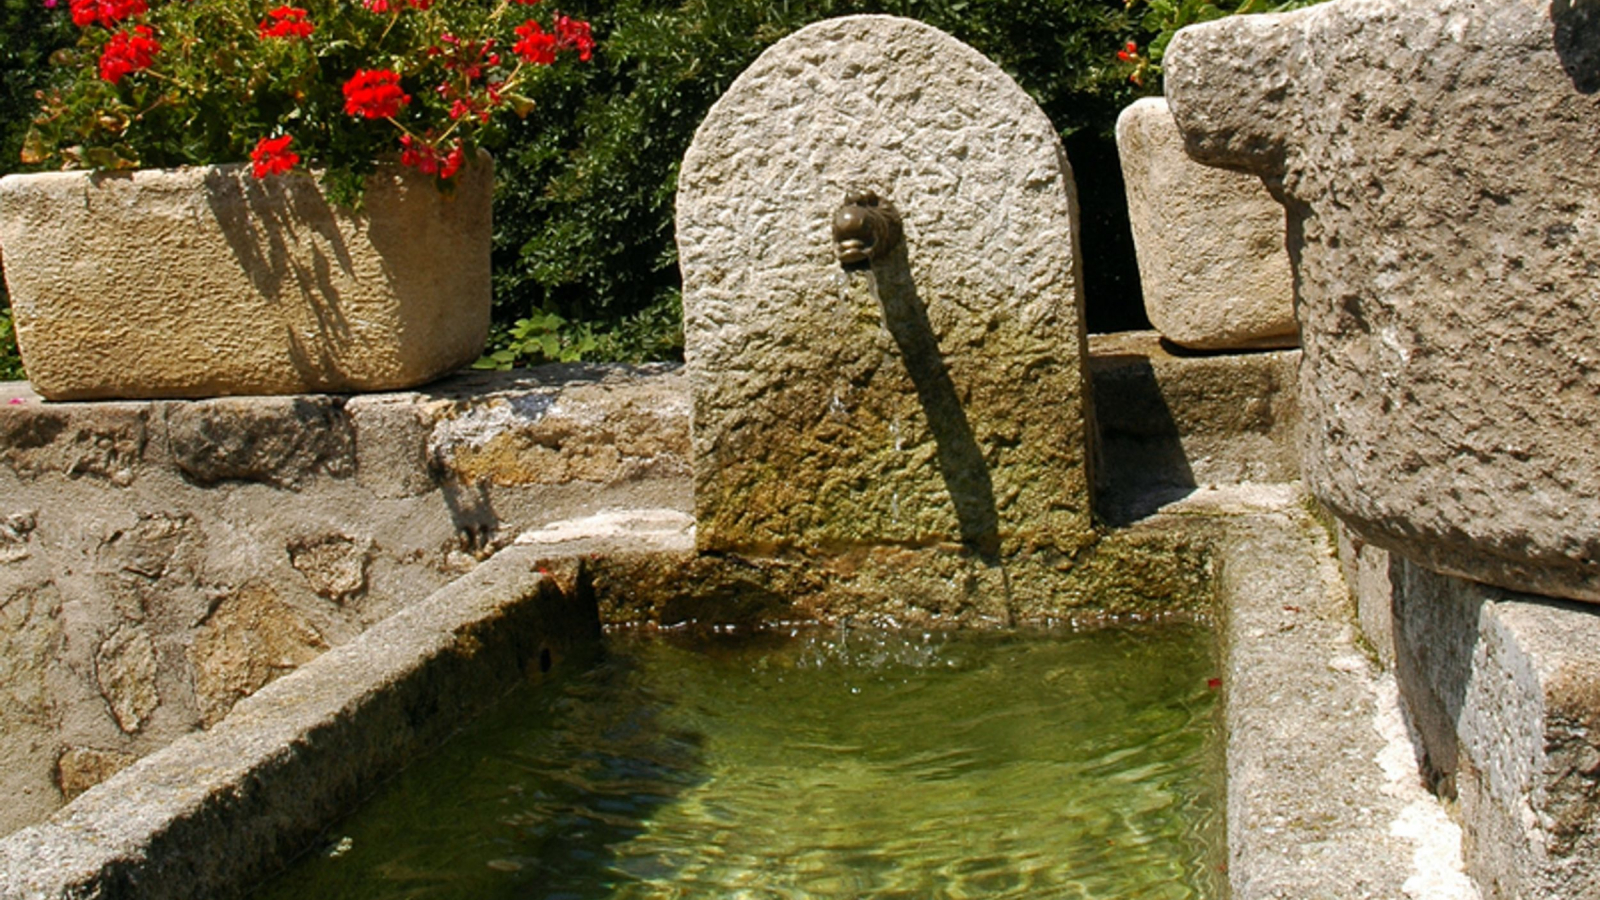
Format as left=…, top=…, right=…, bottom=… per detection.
left=0, top=157, right=491, bottom=400
left=1115, top=97, right=1296, bottom=352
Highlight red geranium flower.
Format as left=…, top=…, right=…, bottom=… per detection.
left=70, top=0, right=146, bottom=29
left=250, top=134, right=299, bottom=178
left=398, top=134, right=466, bottom=179
left=98, top=24, right=159, bottom=84
left=554, top=15, right=594, bottom=62
left=342, top=68, right=410, bottom=119
left=1116, top=40, right=1138, bottom=62
left=512, top=20, right=556, bottom=65
left=362, top=0, right=430, bottom=11
left=259, top=6, right=313, bottom=39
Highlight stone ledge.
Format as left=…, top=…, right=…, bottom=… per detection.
left=0, top=543, right=598, bottom=900
left=0, top=364, right=689, bottom=836
left=1219, top=500, right=1474, bottom=900
left=1088, top=331, right=1301, bottom=524
left=1389, top=559, right=1600, bottom=900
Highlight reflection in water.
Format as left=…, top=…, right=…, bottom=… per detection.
left=256, top=626, right=1223, bottom=900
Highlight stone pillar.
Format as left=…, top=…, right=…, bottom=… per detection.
left=677, top=15, right=1093, bottom=563
left=1115, top=97, right=1296, bottom=351
left=1166, top=0, right=1600, bottom=603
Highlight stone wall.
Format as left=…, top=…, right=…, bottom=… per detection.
left=0, top=365, right=689, bottom=835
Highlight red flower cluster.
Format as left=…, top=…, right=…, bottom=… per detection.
left=1116, top=40, right=1138, bottom=62
left=362, top=0, right=431, bottom=12
left=98, top=24, right=159, bottom=83
left=399, top=134, right=466, bottom=179
left=342, top=68, right=410, bottom=119
left=259, top=6, right=313, bottom=39
left=512, top=15, right=592, bottom=65
left=554, top=15, right=593, bottom=62
left=250, top=135, right=299, bottom=178
left=69, top=0, right=146, bottom=29
left=512, top=20, right=556, bottom=65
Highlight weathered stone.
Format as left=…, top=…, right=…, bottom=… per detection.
left=0, top=402, right=147, bottom=485
left=0, top=158, right=491, bottom=400
left=1220, top=510, right=1475, bottom=900
left=0, top=546, right=597, bottom=900
left=679, top=15, right=1091, bottom=559
left=94, top=624, right=159, bottom=734
left=1088, top=331, right=1300, bottom=523
left=1166, top=0, right=1600, bottom=602
left=99, top=512, right=200, bottom=583
left=287, top=533, right=370, bottom=604
left=582, top=518, right=1213, bottom=629
left=0, top=366, right=691, bottom=836
left=347, top=394, right=439, bottom=499
left=0, top=582, right=64, bottom=835
left=56, top=746, right=136, bottom=801
left=166, top=396, right=355, bottom=488
left=428, top=366, right=691, bottom=488
left=0, top=510, right=36, bottom=565
left=190, top=583, right=327, bottom=726
left=1114, top=97, right=1296, bottom=351
left=1389, top=558, right=1600, bottom=899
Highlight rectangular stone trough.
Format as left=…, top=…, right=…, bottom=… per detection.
left=0, top=340, right=1487, bottom=899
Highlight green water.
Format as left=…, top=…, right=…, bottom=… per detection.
left=256, top=625, right=1223, bottom=900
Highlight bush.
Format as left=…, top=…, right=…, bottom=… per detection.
left=0, top=308, right=21, bottom=381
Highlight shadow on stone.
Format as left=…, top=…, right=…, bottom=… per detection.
left=440, top=476, right=498, bottom=553
left=1553, top=0, right=1600, bottom=94
left=1088, top=352, right=1196, bottom=525
left=867, top=248, right=1000, bottom=559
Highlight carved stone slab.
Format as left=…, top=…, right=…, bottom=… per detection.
left=677, top=15, right=1092, bottom=558
left=1167, top=0, right=1600, bottom=602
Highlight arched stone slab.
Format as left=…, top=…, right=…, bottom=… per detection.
left=677, top=15, right=1091, bottom=559
left=1167, top=0, right=1600, bottom=602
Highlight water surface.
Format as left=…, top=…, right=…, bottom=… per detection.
left=256, top=624, right=1222, bottom=900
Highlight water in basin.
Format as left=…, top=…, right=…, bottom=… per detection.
left=255, top=624, right=1222, bottom=899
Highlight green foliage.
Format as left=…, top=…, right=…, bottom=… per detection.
left=476, top=291, right=684, bottom=369
left=0, top=308, right=22, bottom=381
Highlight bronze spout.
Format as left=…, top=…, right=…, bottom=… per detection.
left=832, top=191, right=903, bottom=267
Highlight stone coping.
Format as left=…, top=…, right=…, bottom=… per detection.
left=1216, top=500, right=1475, bottom=900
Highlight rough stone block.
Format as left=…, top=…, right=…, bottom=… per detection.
left=679, top=15, right=1091, bottom=558
left=1391, top=558, right=1600, bottom=899
left=0, top=402, right=147, bottom=486
left=1115, top=97, right=1295, bottom=351
left=0, top=367, right=694, bottom=837
left=0, top=159, right=491, bottom=400
left=1088, top=331, right=1300, bottom=522
left=1165, top=0, right=1600, bottom=602
left=165, top=396, right=355, bottom=488
left=55, top=746, right=136, bottom=801
left=189, top=582, right=329, bottom=726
